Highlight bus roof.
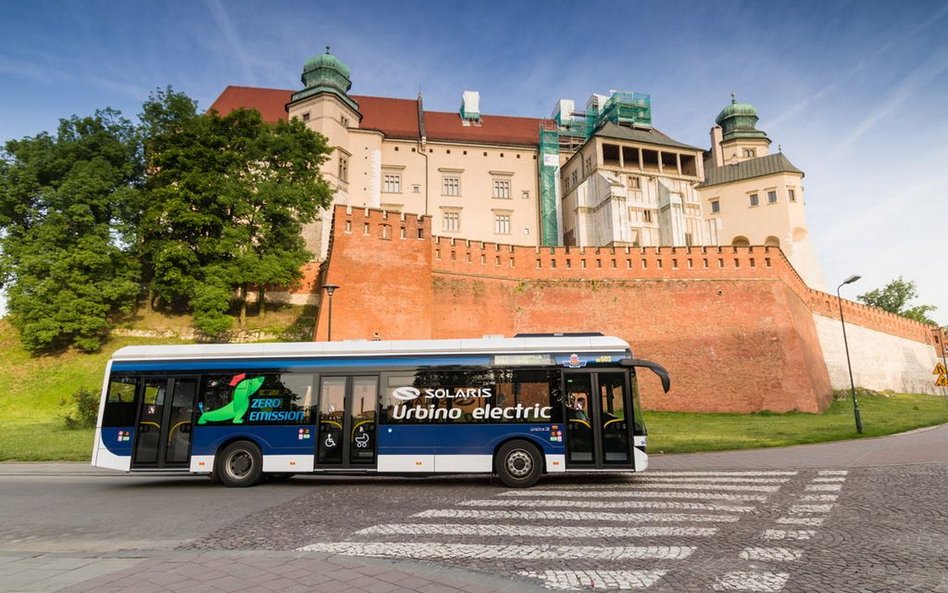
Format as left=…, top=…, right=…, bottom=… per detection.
left=111, top=335, right=632, bottom=362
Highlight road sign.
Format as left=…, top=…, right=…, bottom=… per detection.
left=934, top=362, right=947, bottom=375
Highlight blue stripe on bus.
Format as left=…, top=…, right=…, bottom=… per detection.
left=110, top=355, right=494, bottom=372
left=104, top=422, right=564, bottom=460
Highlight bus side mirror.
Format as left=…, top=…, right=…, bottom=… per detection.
left=621, top=358, right=671, bottom=393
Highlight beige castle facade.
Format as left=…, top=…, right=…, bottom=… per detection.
left=210, top=49, right=824, bottom=295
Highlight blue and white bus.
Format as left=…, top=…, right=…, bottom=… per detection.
left=92, top=334, right=669, bottom=487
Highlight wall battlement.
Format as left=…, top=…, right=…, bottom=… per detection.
left=315, top=205, right=939, bottom=411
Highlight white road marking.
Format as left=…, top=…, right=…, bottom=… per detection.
left=739, top=547, right=804, bottom=562
left=817, top=470, right=848, bottom=475
left=502, top=490, right=768, bottom=502
left=762, top=529, right=816, bottom=540
left=636, top=477, right=790, bottom=484
left=776, top=516, right=825, bottom=526
left=521, top=569, right=667, bottom=590
left=801, top=494, right=838, bottom=502
left=805, top=484, right=842, bottom=492
left=811, top=477, right=846, bottom=483
left=712, top=571, right=790, bottom=592
left=413, top=509, right=739, bottom=523
left=357, top=523, right=718, bottom=538
left=789, top=504, right=834, bottom=513
left=628, top=483, right=780, bottom=492
left=298, top=542, right=694, bottom=560
left=460, top=498, right=755, bottom=513
left=647, top=471, right=798, bottom=476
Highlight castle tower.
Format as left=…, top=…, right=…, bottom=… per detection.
left=287, top=47, right=365, bottom=259
left=700, top=96, right=825, bottom=289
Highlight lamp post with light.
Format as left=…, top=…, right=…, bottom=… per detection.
left=322, top=284, right=339, bottom=341
left=837, top=274, right=863, bottom=434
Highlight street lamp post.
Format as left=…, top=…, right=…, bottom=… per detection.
left=837, top=274, right=863, bottom=434
left=322, top=284, right=339, bottom=341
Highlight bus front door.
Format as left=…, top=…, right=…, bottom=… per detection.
left=563, top=371, right=635, bottom=470
left=315, top=376, right=378, bottom=470
left=132, top=377, right=198, bottom=469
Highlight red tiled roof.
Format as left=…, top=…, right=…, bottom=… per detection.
left=208, top=86, right=541, bottom=147
left=425, top=111, right=540, bottom=147
left=350, top=95, right=419, bottom=140
left=208, top=86, right=292, bottom=123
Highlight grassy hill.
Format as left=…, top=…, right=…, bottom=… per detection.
left=0, top=304, right=316, bottom=461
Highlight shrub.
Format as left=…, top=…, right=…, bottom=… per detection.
left=61, top=387, right=100, bottom=429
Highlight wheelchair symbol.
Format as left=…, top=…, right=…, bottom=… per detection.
left=324, top=434, right=336, bottom=448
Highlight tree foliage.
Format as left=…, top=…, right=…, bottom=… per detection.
left=139, top=89, right=333, bottom=336
left=857, top=276, right=938, bottom=325
left=0, top=111, right=142, bottom=352
left=0, top=87, right=335, bottom=352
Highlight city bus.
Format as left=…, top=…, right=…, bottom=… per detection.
left=92, top=334, right=669, bottom=488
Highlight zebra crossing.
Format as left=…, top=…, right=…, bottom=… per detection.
left=298, top=469, right=848, bottom=591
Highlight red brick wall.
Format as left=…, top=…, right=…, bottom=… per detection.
left=313, top=205, right=936, bottom=413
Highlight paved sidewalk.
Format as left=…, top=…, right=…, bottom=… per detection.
left=1, top=550, right=548, bottom=593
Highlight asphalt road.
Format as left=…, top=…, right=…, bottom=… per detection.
left=2, top=425, right=948, bottom=592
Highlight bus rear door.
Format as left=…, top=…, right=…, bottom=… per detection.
left=315, top=376, right=378, bottom=470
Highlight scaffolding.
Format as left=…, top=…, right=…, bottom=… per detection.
left=537, top=91, right=653, bottom=245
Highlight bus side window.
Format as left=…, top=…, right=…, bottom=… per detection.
left=103, top=376, right=138, bottom=426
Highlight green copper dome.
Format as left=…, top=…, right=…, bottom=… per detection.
left=715, top=94, right=769, bottom=142
left=301, top=46, right=352, bottom=92
left=291, top=46, right=359, bottom=112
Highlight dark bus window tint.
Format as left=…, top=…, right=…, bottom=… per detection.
left=102, top=376, right=138, bottom=426
left=198, top=373, right=315, bottom=426
left=381, top=368, right=559, bottom=424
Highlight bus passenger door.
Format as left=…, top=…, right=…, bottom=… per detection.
left=563, top=371, right=634, bottom=470
left=132, top=377, right=197, bottom=469
left=316, top=376, right=378, bottom=469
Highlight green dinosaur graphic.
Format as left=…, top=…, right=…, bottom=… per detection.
left=198, top=375, right=265, bottom=424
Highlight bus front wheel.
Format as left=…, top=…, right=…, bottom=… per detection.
left=495, top=440, right=542, bottom=488
left=215, top=441, right=263, bottom=487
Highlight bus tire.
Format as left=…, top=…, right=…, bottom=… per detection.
left=215, top=441, right=263, bottom=488
left=495, top=439, right=542, bottom=488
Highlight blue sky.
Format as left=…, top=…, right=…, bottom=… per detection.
left=2, top=0, right=947, bottom=323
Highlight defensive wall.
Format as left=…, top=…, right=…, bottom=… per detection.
left=313, top=205, right=943, bottom=412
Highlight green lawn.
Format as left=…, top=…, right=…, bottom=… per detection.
left=646, top=393, right=948, bottom=454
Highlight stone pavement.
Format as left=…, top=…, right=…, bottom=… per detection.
left=2, top=423, right=946, bottom=593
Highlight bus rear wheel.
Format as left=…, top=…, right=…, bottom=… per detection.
left=495, top=440, right=542, bottom=488
left=215, top=441, right=263, bottom=487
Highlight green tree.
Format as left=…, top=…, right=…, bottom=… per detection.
left=139, top=90, right=333, bottom=335
left=857, top=276, right=938, bottom=325
left=0, top=110, right=142, bottom=353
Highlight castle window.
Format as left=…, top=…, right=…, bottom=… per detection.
left=749, top=193, right=759, bottom=207
left=767, top=190, right=777, bottom=204
left=789, top=189, right=797, bottom=202
left=628, top=176, right=641, bottom=190
left=494, top=214, right=511, bottom=235
left=492, top=179, right=511, bottom=199
left=301, top=112, right=310, bottom=122
left=340, top=115, right=349, bottom=127
left=521, top=190, right=529, bottom=200
left=711, top=200, right=720, bottom=214
left=442, top=176, right=461, bottom=196
left=383, top=173, right=401, bottom=193
left=643, top=210, right=653, bottom=223
left=743, top=148, right=755, bottom=158
left=443, top=211, right=460, bottom=232
left=338, top=155, right=349, bottom=182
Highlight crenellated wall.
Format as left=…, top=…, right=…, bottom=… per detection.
left=314, top=205, right=941, bottom=412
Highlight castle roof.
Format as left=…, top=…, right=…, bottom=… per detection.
left=593, top=121, right=702, bottom=152
left=208, top=86, right=541, bottom=147
left=699, top=152, right=803, bottom=187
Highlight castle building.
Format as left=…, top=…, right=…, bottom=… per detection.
left=210, top=48, right=823, bottom=292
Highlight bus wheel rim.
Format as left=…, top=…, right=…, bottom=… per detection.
left=227, top=451, right=253, bottom=479
left=506, top=450, right=532, bottom=477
